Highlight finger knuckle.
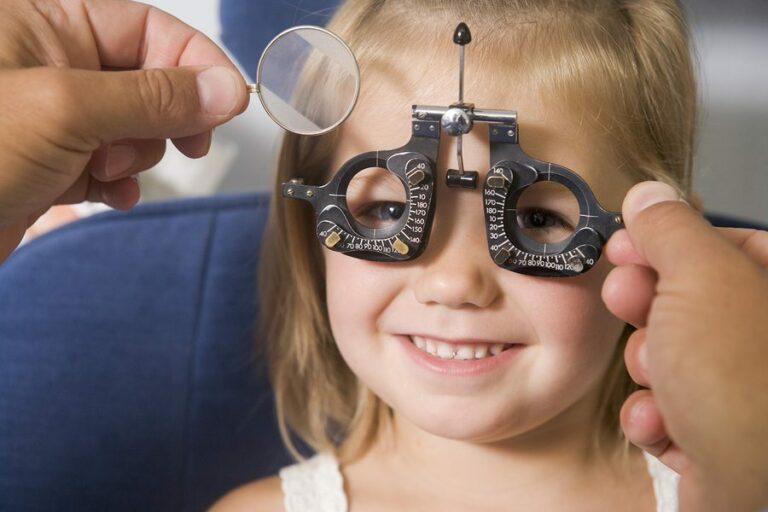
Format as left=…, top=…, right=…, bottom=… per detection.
left=137, top=68, right=182, bottom=120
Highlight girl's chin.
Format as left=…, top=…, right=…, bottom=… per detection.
left=394, top=403, right=527, bottom=443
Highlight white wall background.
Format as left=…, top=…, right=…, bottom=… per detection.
left=688, top=20, right=768, bottom=223
left=142, top=0, right=768, bottom=223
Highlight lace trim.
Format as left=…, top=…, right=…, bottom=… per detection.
left=279, top=453, right=348, bottom=512
left=643, top=451, right=680, bottom=512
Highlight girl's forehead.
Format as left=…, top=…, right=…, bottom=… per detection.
left=343, top=58, right=550, bottom=147
left=346, top=49, right=585, bottom=149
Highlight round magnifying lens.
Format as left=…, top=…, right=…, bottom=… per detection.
left=248, top=26, right=360, bottom=136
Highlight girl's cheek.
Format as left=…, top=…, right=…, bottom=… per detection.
left=516, top=267, right=619, bottom=348
left=324, top=252, right=399, bottom=333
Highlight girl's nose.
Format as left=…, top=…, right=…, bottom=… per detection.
left=412, top=223, right=502, bottom=309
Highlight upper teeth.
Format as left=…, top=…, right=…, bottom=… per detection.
left=410, top=335, right=510, bottom=360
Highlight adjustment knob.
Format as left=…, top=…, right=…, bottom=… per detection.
left=441, top=107, right=473, bottom=136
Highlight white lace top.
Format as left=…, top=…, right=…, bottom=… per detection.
left=279, top=451, right=679, bottom=512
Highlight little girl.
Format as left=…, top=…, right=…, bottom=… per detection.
left=213, top=0, right=696, bottom=510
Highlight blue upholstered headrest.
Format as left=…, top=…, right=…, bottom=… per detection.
left=0, top=193, right=291, bottom=511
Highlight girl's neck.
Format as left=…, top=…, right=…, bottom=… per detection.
left=389, top=404, right=614, bottom=491
left=338, top=391, right=649, bottom=511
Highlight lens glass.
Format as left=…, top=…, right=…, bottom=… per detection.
left=347, top=167, right=408, bottom=231
left=258, top=27, right=359, bottom=135
left=515, top=181, right=579, bottom=245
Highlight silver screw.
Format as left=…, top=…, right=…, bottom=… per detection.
left=567, top=256, right=585, bottom=273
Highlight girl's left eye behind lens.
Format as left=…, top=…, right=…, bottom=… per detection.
left=515, top=181, right=579, bottom=245
left=353, top=201, right=406, bottom=229
left=516, top=207, right=574, bottom=244
left=346, top=167, right=408, bottom=230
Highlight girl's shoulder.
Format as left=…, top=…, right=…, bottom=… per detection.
left=208, top=475, right=284, bottom=512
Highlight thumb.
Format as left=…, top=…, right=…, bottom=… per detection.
left=622, top=182, right=749, bottom=280
left=42, top=66, right=248, bottom=147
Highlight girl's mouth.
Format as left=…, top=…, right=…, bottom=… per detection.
left=397, top=334, right=525, bottom=377
left=408, top=335, right=516, bottom=361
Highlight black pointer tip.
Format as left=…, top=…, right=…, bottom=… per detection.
left=453, top=22, right=472, bottom=45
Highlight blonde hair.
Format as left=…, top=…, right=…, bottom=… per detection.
left=258, top=0, right=698, bottom=464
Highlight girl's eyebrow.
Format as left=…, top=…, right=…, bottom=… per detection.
left=347, top=171, right=404, bottom=191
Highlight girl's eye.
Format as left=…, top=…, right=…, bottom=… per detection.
left=517, top=208, right=568, bottom=229
left=354, top=201, right=406, bottom=229
left=516, top=208, right=575, bottom=244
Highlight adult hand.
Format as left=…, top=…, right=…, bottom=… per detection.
left=602, top=181, right=768, bottom=512
left=0, top=0, right=249, bottom=261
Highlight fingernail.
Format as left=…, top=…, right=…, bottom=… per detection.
left=197, top=67, right=240, bottom=116
left=626, top=181, right=683, bottom=214
left=105, top=144, right=137, bottom=178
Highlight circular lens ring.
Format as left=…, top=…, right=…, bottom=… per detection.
left=512, top=179, right=581, bottom=247
left=255, top=25, right=361, bottom=136
left=505, top=172, right=590, bottom=255
left=485, top=162, right=611, bottom=276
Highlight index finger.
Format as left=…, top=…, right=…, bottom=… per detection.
left=607, top=226, right=768, bottom=270
left=82, top=0, right=237, bottom=71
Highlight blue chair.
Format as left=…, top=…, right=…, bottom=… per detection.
left=0, top=193, right=295, bottom=511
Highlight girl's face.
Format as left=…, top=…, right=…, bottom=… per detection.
left=323, top=54, right=634, bottom=443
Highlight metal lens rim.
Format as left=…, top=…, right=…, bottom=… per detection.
left=255, top=25, right=361, bottom=136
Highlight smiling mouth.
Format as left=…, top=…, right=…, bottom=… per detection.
left=407, top=335, right=517, bottom=361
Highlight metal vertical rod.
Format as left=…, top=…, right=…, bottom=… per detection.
left=459, top=45, right=465, bottom=104
left=458, top=41, right=466, bottom=172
